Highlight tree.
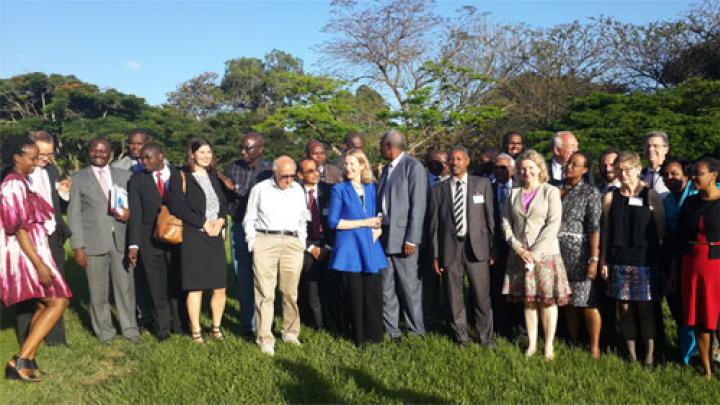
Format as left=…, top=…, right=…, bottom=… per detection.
left=166, top=72, right=223, bottom=120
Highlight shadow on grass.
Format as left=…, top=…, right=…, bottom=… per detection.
left=341, top=366, right=447, bottom=404
left=277, top=359, right=345, bottom=403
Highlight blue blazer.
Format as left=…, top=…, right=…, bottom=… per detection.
left=328, top=181, right=388, bottom=273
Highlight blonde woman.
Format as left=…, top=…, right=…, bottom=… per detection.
left=327, top=149, right=387, bottom=346
left=502, top=149, right=571, bottom=359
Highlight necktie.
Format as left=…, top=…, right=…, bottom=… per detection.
left=499, top=184, right=509, bottom=205
left=98, top=168, right=110, bottom=200
left=132, top=158, right=144, bottom=174
left=308, top=189, right=322, bottom=241
left=156, top=172, right=165, bottom=199
left=453, top=180, right=464, bottom=236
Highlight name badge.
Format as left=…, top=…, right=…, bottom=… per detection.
left=628, top=197, right=643, bottom=207
left=472, top=195, right=485, bottom=204
left=322, top=208, right=328, bottom=215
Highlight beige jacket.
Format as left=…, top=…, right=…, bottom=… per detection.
left=501, top=182, right=561, bottom=257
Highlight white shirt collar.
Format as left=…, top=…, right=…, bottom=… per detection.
left=390, top=151, right=405, bottom=168
left=452, top=173, right=468, bottom=184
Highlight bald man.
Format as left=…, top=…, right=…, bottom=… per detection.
left=243, top=156, right=310, bottom=356
left=548, top=131, right=579, bottom=186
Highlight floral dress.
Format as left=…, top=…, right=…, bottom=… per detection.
left=559, top=182, right=602, bottom=307
left=0, top=172, right=72, bottom=306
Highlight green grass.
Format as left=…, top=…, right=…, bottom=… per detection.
left=2, top=249, right=720, bottom=404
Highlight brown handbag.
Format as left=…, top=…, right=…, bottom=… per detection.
left=154, top=171, right=186, bottom=245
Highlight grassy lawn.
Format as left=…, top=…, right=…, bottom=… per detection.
left=2, top=250, right=720, bottom=404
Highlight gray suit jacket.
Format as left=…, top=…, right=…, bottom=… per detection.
left=111, top=156, right=136, bottom=171
left=501, top=182, right=562, bottom=257
left=378, top=153, right=428, bottom=254
left=68, top=166, right=131, bottom=255
left=429, top=175, right=495, bottom=267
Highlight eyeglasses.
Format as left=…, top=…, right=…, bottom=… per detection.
left=277, top=174, right=295, bottom=180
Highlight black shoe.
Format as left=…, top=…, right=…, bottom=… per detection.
left=5, top=358, right=40, bottom=382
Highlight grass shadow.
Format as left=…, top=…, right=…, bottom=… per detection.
left=276, top=359, right=345, bottom=403
left=342, top=366, right=447, bottom=404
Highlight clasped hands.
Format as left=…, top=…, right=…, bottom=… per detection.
left=203, top=218, right=225, bottom=237
left=365, top=216, right=383, bottom=242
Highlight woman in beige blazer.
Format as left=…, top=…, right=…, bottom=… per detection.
left=502, top=149, right=571, bottom=359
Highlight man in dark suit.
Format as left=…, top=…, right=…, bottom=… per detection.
left=547, top=131, right=579, bottom=186
left=306, top=140, right=343, bottom=184
left=490, top=153, right=524, bottom=339
left=68, top=138, right=139, bottom=344
left=296, top=158, right=336, bottom=330
left=15, top=130, right=72, bottom=346
left=429, top=147, right=495, bottom=347
left=378, top=129, right=428, bottom=338
left=127, top=143, right=183, bottom=340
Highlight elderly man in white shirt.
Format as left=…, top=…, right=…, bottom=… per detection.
left=243, top=156, right=310, bottom=356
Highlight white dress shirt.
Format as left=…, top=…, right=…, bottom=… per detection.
left=28, top=166, right=57, bottom=235
left=450, top=173, right=468, bottom=238
left=243, top=178, right=310, bottom=252
left=643, top=166, right=670, bottom=197
left=551, top=158, right=564, bottom=182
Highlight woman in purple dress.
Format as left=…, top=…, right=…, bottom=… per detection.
left=1, top=136, right=72, bottom=382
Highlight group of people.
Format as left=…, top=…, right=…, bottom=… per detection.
left=1, top=127, right=719, bottom=382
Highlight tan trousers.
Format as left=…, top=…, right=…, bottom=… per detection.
left=252, top=233, right=304, bottom=346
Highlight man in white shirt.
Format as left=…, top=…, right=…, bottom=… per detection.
left=547, top=131, right=579, bottom=186
left=243, top=156, right=310, bottom=356
left=642, top=131, right=671, bottom=197
left=599, top=149, right=621, bottom=195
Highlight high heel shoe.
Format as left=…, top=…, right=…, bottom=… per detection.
left=210, top=326, right=225, bottom=341
left=5, top=357, right=41, bottom=382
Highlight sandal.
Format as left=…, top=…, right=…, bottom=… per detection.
left=5, top=357, right=41, bottom=382
left=12, top=356, right=42, bottom=379
left=210, top=326, right=225, bottom=341
left=191, top=330, right=205, bottom=344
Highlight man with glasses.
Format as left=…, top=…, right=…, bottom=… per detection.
left=219, top=132, right=273, bottom=338
left=243, top=156, right=309, bottom=356
left=642, top=131, right=671, bottom=197
left=15, top=131, right=72, bottom=346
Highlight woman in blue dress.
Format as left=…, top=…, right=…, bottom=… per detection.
left=327, top=149, right=387, bottom=346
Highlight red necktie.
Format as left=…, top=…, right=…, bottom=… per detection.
left=308, top=189, right=322, bottom=241
left=156, top=172, right=165, bottom=199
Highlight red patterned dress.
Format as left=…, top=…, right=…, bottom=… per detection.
left=0, top=172, right=72, bottom=307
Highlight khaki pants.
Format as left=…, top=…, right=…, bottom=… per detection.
left=253, top=233, right=304, bottom=346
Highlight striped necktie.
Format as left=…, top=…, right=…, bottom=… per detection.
left=453, top=180, right=464, bottom=236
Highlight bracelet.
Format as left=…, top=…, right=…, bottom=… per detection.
left=588, top=257, right=599, bottom=263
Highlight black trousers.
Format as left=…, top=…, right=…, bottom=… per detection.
left=134, top=259, right=155, bottom=330
left=140, top=248, right=184, bottom=337
left=421, top=248, right=446, bottom=329
left=341, top=271, right=384, bottom=346
left=299, top=251, right=329, bottom=330
left=16, top=230, right=66, bottom=345
left=445, top=239, right=493, bottom=345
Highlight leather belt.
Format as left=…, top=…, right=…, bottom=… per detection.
left=256, top=229, right=298, bottom=237
left=688, top=241, right=720, bottom=246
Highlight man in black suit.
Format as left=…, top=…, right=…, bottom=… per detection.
left=296, top=158, right=336, bottom=330
left=15, top=130, right=72, bottom=346
left=428, top=146, right=495, bottom=347
left=306, top=140, right=343, bottom=184
left=127, top=143, right=183, bottom=340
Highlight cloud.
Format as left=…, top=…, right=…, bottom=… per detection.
left=124, top=60, right=142, bottom=70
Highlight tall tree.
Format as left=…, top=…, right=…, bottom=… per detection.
left=166, top=72, right=223, bottom=120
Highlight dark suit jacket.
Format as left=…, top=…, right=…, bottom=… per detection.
left=428, top=175, right=495, bottom=268
left=320, top=163, right=343, bottom=185
left=128, top=166, right=179, bottom=255
left=303, top=181, right=335, bottom=248
left=378, top=154, right=428, bottom=254
left=45, top=164, right=71, bottom=246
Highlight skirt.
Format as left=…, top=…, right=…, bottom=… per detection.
left=681, top=244, right=720, bottom=330
left=606, top=264, right=657, bottom=302
left=502, top=252, right=571, bottom=306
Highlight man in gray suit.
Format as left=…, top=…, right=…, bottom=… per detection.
left=68, top=138, right=140, bottom=344
left=377, top=130, right=428, bottom=338
left=428, top=147, right=495, bottom=347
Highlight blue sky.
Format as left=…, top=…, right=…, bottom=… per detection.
left=1, top=0, right=696, bottom=106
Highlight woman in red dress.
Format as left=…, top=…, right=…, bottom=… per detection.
left=679, top=157, right=720, bottom=381
left=1, top=136, right=72, bottom=382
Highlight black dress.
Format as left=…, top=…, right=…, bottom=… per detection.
left=167, top=169, right=228, bottom=291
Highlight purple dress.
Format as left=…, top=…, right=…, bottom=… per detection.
left=0, top=172, right=72, bottom=307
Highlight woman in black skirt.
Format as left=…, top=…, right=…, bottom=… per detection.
left=168, top=138, right=228, bottom=343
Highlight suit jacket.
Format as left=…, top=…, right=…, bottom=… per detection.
left=68, top=166, right=131, bottom=255
left=44, top=164, right=71, bottom=245
left=303, top=181, right=335, bottom=248
left=429, top=175, right=495, bottom=267
left=320, top=163, right=343, bottom=185
left=327, top=181, right=387, bottom=273
left=491, top=181, right=517, bottom=256
left=377, top=154, right=428, bottom=254
left=501, top=182, right=562, bottom=257
left=128, top=166, right=179, bottom=255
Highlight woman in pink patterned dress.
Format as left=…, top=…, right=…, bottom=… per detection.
left=1, top=136, right=72, bottom=382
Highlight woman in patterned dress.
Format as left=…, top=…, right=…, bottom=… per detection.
left=1, top=136, right=72, bottom=382
left=600, top=151, right=665, bottom=366
left=559, top=152, right=602, bottom=358
left=502, top=149, right=571, bottom=360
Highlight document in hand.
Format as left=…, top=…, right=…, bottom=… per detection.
left=110, top=185, right=129, bottom=215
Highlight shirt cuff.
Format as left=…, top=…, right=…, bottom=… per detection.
left=405, top=242, right=416, bottom=247
left=129, top=245, right=139, bottom=250
left=307, top=244, right=316, bottom=254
